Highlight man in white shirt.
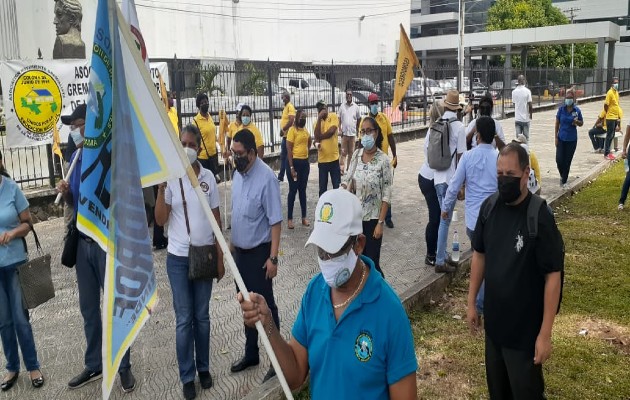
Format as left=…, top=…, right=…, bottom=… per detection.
left=511, top=75, right=533, bottom=140
left=338, top=89, right=361, bottom=174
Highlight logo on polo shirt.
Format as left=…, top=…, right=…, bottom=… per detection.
left=318, top=202, right=334, bottom=224
left=515, top=232, right=524, bottom=253
left=200, top=182, right=209, bottom=192
left=354, top=331, right=373, bottom=362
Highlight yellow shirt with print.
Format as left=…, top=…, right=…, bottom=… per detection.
left=287, top=126, right=310, bottom=159
left=235, top=123, right=265, bottom=149
left=359, top=113, right=393, bottom=155
left=604, top=88, right=622, bottom=121
left=193, top=113, right=217, bottom=159
left=315, top=113, right=340, bottom=163
left=167, top=107, right=179, bottom=136
left=280, top=102, right=297, bottom=135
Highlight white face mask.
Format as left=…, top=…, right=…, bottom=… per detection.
left=184, top=147, right=198, bottom=165
left=318, top=249, right=358, bottom=288
left=69, top=128, right=83, bottom=146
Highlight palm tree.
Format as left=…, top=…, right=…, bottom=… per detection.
left=196, top=64, right=225, bottom=95
left=239, top=63, right=266, bottom=96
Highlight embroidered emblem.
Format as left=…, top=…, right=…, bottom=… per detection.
left=515, top=233, right=524, bottom=253
left=319, top=202, right=334, bottom=224
left=200, top=182, right=209, bottom=192
left=354, top=331, right=373, bottom=362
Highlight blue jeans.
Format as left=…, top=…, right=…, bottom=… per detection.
left=435, top=183, right=452, bottom=266
left=418, top=174, right=440, bottom=257
left=166, top=253, right=213, bottom=384
left=278, top=138, right=287, bottom=181
left=515, top=121, right=530, bottom=140
left=76, top=237, right=131, bottom=372
left=287, top=158, right=310, bottom=220
left=619, top=170, right=630, bottom=205
left=318, top=160, right=341, bottom=197
left=556, top=139, right=577, bottom=184
left=588, top=126, right=605, bottom=150
left=0, top=261, right=40, bottom=372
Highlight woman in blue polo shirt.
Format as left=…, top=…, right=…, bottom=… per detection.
left=0, top=151, right=44, bottom=391
left=554, top=91, right=583, bottom=188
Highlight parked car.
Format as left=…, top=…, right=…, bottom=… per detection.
left=533, top=80, right=560, bottom=97
left=375, top=80, right=394, bottom=99
left=438, top=79, right=455, bottom=92
left=489, top=80, right=518, bottom=99
left=412, top=78, right=444, bottom=104
left=405, top=80, right=427, bottom=108
left=346, top=78, right=377, bottom=93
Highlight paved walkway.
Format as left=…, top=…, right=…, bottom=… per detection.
left=4, top=97, right=628, bottom=399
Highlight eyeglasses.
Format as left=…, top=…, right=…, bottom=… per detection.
left=359, top=128, right=376, bottom=136
left=231, top=150, right=249, bottom=159
left=317, top=236, right=357, bottom=261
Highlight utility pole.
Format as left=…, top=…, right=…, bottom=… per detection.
left=563, top=7, right=581, bottom=85
left=458, top=0, right=465, bottom=92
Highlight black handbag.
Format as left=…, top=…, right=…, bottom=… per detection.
left=61, top=219, right=79, bottom=268
left=179, top=179, right=218, bottom=281
left=17, top=224, right=55, bottom=309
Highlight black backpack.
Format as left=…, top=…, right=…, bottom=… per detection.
left=480, top=192, right=565, bottom=313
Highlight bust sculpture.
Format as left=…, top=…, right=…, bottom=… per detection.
left=53, top=0, right=86, bottom=59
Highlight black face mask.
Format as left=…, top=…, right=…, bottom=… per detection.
left=297, top=119, right=306, bottom=128
left=200, top=104, right=209, bottom=113
left=498, top=175, right=523, bottom=204
left=234, top=154, right=250, bottom=173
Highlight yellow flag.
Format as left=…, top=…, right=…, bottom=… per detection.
left=392, top=24, right=420, bottom=111
left=158, top=72, right=169, bottom=111
left=218, top=109, right=229, bottom=153
left=52, top=123, right=64, bottom=162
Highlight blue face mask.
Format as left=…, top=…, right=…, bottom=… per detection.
left=241, top=116, right=251, bottom=126
left=564, top=99, right=574, bottom=107
left=613, top=83, right=619, bottom=91
left=370, top=104, right=379, bottom=115
left=361, top=134, right=375, bottom=150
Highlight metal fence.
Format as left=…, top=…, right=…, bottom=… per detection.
left=2, top=57, right=630, bottom=189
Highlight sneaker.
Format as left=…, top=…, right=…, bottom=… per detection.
left=606, top=153, right=616, bottom=160
left=618, top=204, right=624, bottom=211
left=424, top=255, right=436, bottom=267
left=198, top=371, right=213, bottom=389
left=68, top=369, right=102, bottom=389
left=435, top=264, right=456, bottom=273
left=183, top=381, right=196, bottom=400
left=119, top=369, right=136, bottom=393
left=562, top=183, right=569, bottom=190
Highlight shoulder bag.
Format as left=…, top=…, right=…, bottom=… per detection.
left=61, top=218, right=79, bottom=268
left=17, top=223, right=55, bottom=309
left=179, top=179, right=218, bottom=281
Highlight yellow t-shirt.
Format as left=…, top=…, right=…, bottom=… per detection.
left=314, top=113, right=340, bottom=163
left=227, top=121, right=241, bottom=139
left=604, top=88, right=622, bottom=120
left=167, top=107, right=179, bottom=137
left=287, top=126, right=310, bottom=159
left=280, top=102, right=296, bottom=133
left=359, top=113, right=393, bottom=155
left=236, top=123, right=265, bottom=149
left=193, top=113, right=217, bottom=159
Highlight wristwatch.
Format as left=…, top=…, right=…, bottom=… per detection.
left=377, top=220, right=385, bottom=225
left=269, top=256, right=278, bottom=265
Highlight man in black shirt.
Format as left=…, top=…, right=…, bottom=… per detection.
left=467, top=143, right=564, bottom=399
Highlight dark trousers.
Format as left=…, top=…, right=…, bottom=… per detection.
left=362, top=219, right=384, bottom=277
left=619, top=170, right=630, bottom=205
left=233, top=242, right=279, bottom=361
left=318, top=160, right=341, bottom=197
left=277, top=138, right=287, bottom=181
left=588, top=126, right=605, bottom=150
left=385, top=204, right=393, bottom=223
left=555, top=139, right=577, bottom=184
left=604, top=120, right=617, bottom=156
left=418, top=174, right=440, bottom=257
left=287, top=158, right=309, bottom=220
left=199, top=154, right=219, bottom=177
left=76, top=237, right=131, bottom=372
left=485, top=336, right=546, bottom=400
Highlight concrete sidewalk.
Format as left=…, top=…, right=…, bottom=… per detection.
left=4, top=97, right=628, bottom=400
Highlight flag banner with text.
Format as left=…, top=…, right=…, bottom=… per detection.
left=0, top=60, right=168, bottom=148
left=392, top=24, right=420, bottom=111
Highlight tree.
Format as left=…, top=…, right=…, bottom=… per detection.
left=196, top=64, right=224, bottom=95
left=486, top=0, right=597, bottom=69
left=239, top=63, right=266, bottom=96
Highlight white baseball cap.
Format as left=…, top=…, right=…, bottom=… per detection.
left=305, top=189, right=363, bottom=254
left=236, top=103, right=245, bottom=113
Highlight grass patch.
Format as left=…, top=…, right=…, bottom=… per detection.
left=411, top=162, right=630, bottom=399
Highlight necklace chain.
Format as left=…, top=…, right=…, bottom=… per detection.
left=333, top=263, right=366, bottom=309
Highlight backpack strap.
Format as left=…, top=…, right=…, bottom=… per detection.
left=526, top=194, right=546, bottom=239
left=480, top=192, right=500, bottom=224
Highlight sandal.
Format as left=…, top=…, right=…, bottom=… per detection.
left=287, top=220, right=294, bottom=229
left=301, top=218, right=310, bottom=227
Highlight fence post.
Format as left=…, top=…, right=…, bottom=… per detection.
left=330, top=60, right=336, bottom=113
left=266, top=59, right=275, bottom=153
left=46, top=143, right=55, bottom=187
left=173, top=54, right=182, bottom=130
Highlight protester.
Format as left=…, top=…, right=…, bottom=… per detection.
left=555, top=91, right=583, bottom=188
left=338, top=89, right=361, bottom=174
left=236, top=105, right=265, bottom=158
left=56, top=106, right=136, bottom=392
left=588, top=109, right=607, bottom=153
left=278, top=92, right=296, bottom=182
left=154, top=125, right=224, bottom=400
left=313, top=100, right=341, bottom=196
left=341, top=117, right=393, bottom=277
left=512, top=75, right=533, bottom=140
left=618, top=125, right=630, bottom=210
left=419, top=101, right=443, bottom=267
left=603, top=77, right=623, bottom=160
left=193, top=93, right=220, bottom=179
left=229, top=130, right=282, bottom=382
left=238, top=188, right=418, bottom=399
left=467, top=143, right=564, bottom=400
left=0, top=151, right=44, bottom=391
left=365, top=93, right=397, bottom=228
left=465, top=94, right=506, bottom=150
left=286, top=109, right=312, bottom=229
left=434, top=89, right=467, bottom=273
left=223, top=103, right=244, bottom=160
left=167, top=93, right=180, bottom=135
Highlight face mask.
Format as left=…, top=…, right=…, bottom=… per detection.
left=297, top=119, right=306, bottom=128
left=200, top=104, right=209, bottom=113
left=318, top=249, right=358, bottom=288
left=498, top=175, right=523, bottom=204
left=361, top=134, right=375, bottom=150
left=564, top=99, right=574, bottom=107
left=184, top=147, right=197, bottom=165
left=69, top=128, right=84, bottom=146
left=370, top=104, right=379, bottom=115
left=234, top=154, right=250, bottom=173
left=241, top=116, right=251, bottom=126
left=613, top=83, right=619, bottom=91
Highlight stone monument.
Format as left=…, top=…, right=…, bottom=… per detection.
left=52, top=0, right=85, bottom=59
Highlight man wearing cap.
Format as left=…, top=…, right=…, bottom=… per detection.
left=56, top=105, right=136, bottom=392
left=363, top=93, right=397, bottom=228
left=238, top=188, right=418, bottom=399
left=229, top=130, right=283, bottom=382
left=434, top=89, right=467, bottom=273
left=314, top=100, right=341, bottom=196
left=278, top=92, right=296, bottom=182
left=338, top=89, right=361, bottom=174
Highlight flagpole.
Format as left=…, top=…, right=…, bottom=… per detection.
left=54, top=148, right=81, bottom=204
